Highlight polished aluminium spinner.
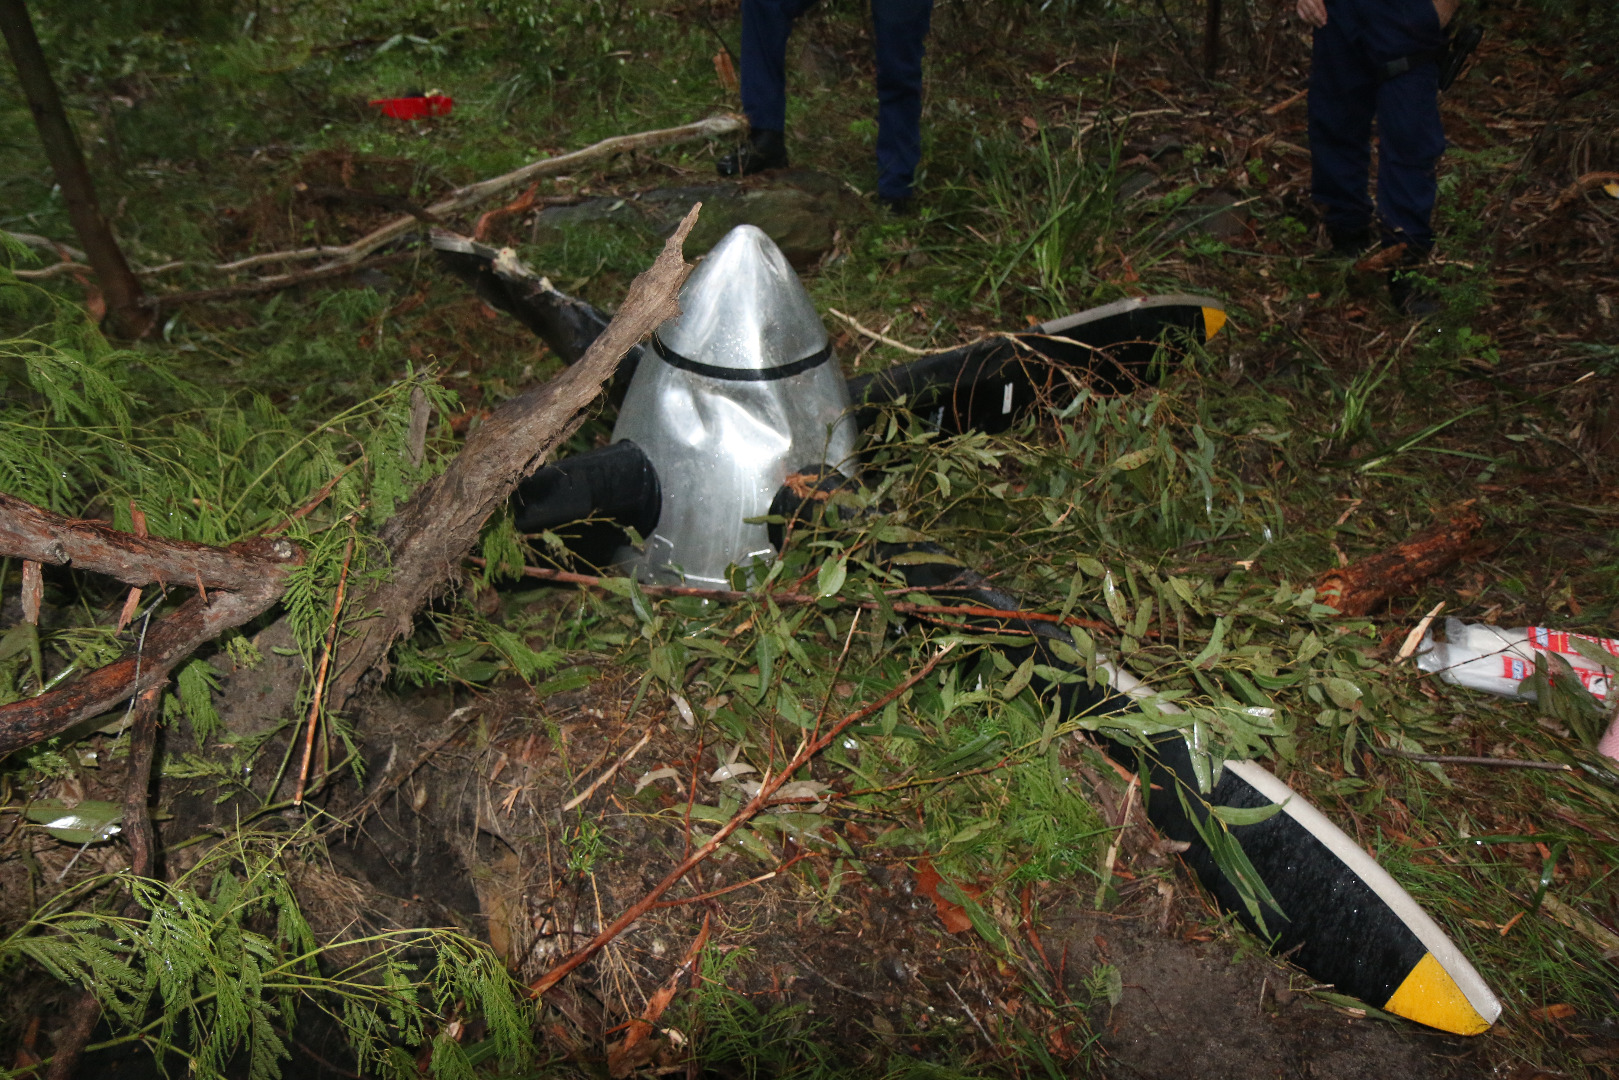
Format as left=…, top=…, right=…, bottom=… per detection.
left=611, top=224, right=857, bottom=587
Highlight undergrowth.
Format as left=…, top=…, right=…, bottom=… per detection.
left=2, top=0, right=1618, bottom=1075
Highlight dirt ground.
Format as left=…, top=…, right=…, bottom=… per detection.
left=170, top=641, right=1496, bottom=1080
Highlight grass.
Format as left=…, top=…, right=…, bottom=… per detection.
left=3, top=0, right=1619, bottom=1075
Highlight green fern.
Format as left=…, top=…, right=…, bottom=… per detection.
left=0, top=834, right=534, bottom=1080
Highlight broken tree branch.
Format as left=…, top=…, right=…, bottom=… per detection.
left=0, top=492, right=302, bottom=590
left=121, top=115, right=739, bottom=304
left=0, top=493, right=302, bottom=756
left=528, top=642, right=955, bottom=996
left=1315, top=506, right=1485, bottom=617
left=0, top=582, right=284, bottom=756
left=322, top=203, right=704, bottom=709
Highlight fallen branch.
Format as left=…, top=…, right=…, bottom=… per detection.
left=827, top=307, right=932, bottom=355
left=141, top=251, right=418, bottom=308
left=562, top=727, right=653, bottom=812
left=1263, top=87, right=1308, bottom=115
left=528, top=642, right=955, bottom=996
left=1546, top=171, right=1619, bottom=215
left=322, top=203, right=705, bottom=709
left=1372, top=747, right=1572, bottom=772
left=130, top=115, right=739, bottom=304
left=0, top=493, right=301, bottom=590
left=0, top=493, right=301, bottom=756
left=0, top=581, right=286, bottom=757
left=1315, top=506, right=1485, bottom=617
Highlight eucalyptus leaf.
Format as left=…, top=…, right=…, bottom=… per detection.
left=1210, top=800, right=1287, bottom=826
left=25, top=800, right=123, bottom=844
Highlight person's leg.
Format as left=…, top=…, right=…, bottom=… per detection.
left=739, top=0, right=797, bottom=134
left=870, top=0, right=933, bottom=202
left=1307, top=16, right=1378, bottom=249
left=1374, top=66, right=1444, bottom=251
left=723, top=0, right=818, bottom=175
left=1375, top=63, right=1444, bottom=313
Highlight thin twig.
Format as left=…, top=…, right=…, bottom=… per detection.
left=1095, top=774, right=1139, bottom=909
left=827, top=308, right=932, bottom=355
left=650, top=850, right=816, bottom=908
left=295, top=536, right=356, bottom=805
left=529, top=644, right=955, bottom=995
left=1373, top=747, right=1572, bottom=771
left=261, top=460, right=361, bottom=536
left=562, top=727, right=654, bottom=812
left=948, top=982, right=995, bottom=1045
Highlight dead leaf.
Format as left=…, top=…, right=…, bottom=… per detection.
left=915, top=858, right=982, bottom=934
left=713, top=50, right=739, bottom=94
left=635, top=766, right=682, bottom=794
left=708, top=761, right=757, bottom=783
left=1529, top=1003, right=1577, bottom=1021
left=608, top=913, right=710, bottom=1077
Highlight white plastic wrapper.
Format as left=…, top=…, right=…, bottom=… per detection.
left=1416, top=617, right=1619, bottom=760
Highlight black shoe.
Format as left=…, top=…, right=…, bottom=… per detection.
left=877, top=193, right=914, bottom=216
left=1328, top=226, right=1372, bottom=258
left=1388, top=267, right=1441, bottom=317
left=717, top=129, right=787, bottom=177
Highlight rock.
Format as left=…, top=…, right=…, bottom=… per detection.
left=1179, top=187, right=1251, bottom=240
left=529, top=170, right=855, bottom=268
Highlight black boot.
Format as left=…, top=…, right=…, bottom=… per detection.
left=1328, top=225, right=1372, bottom=258
left=877, top=193, right=914, bottom=216
left=717, top=129, right=788, bottom=177
left=1387, top=261, right=1441, bottom=318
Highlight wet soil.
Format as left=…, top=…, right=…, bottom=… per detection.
left=251, top=658, right=1491, bottom=1078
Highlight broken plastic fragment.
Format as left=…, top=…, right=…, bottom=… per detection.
left=1415, top=617, right=1619, bottom=762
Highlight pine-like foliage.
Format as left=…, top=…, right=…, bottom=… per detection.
left=1, top=274, right=540, bottom=1075
left=0, top=834, right=534, bottom=1079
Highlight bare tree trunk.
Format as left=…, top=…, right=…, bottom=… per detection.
left=0, top=0, right=150, bottom=337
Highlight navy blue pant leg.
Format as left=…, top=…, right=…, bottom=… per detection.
left=871, top=0, right=933, bottom=200
left=1309, top=17, right=1378, bottom=238
left=740, top=0, right=820, bottom=133
left=1374, top=64, right=1444, bottom=249
left=1308, top=0, right=1446, bottom=251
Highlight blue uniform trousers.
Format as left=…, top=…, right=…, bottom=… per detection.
left=1308, top=0, right=1447, bottom=251
left=740, top=0, right=933, bottom=199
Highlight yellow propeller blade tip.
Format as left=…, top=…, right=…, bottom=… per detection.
left=1383, top=952, right=1493, bottom=1036
left=1201, top=306, right=1227, bottom=341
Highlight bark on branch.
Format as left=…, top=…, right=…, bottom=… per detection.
left=1315, top=507, right=1486, bottom=617
left=0, top=496, right=301, bottom=756
left=322, top=202, right=704, bottom=707
left=0, top=493, right=301, bottom=589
